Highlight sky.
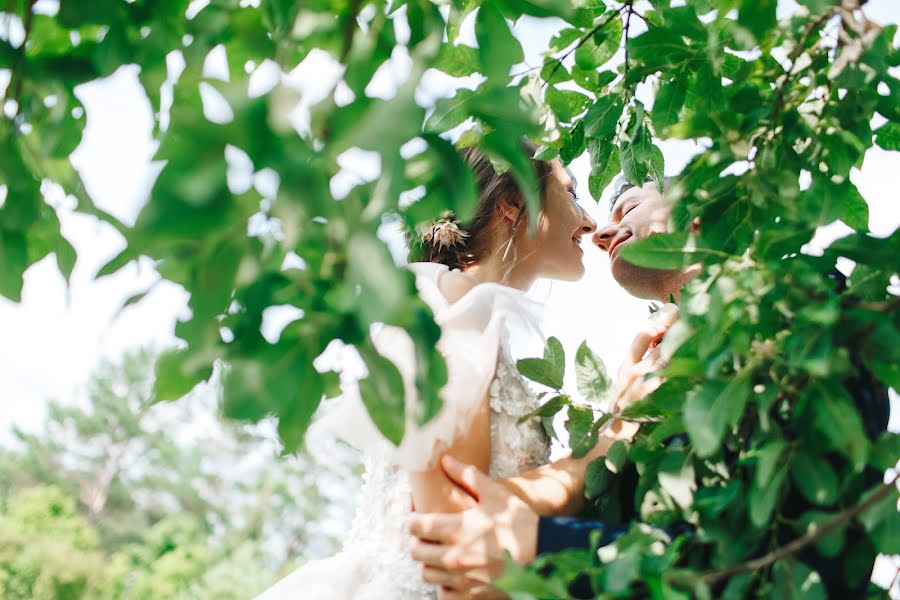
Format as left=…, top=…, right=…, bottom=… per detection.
left=0, top=0, right=898, bottom=587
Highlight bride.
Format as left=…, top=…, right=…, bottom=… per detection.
left=258, top=142, right=642, bottom=599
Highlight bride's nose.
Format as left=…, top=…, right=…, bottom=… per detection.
left=578, top=209, right=597, bottom=236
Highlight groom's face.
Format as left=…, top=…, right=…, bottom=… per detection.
left=592, top=182, right=692, bottom=301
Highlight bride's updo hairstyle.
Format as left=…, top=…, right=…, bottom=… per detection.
left=415, top=140, right=552, bottom=271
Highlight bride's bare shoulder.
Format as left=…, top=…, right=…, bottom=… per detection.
left=437, top=269, right=478, bottom=304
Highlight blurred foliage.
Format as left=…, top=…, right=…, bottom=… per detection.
left=1, top=0, right=899, bottom=596
left=0, top=348, right=359, bottom=599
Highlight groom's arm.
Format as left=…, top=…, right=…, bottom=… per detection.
left=499, top=319, right=666, bottom=517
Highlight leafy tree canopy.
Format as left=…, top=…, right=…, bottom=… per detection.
left=1, top=0, right=898, bottom=595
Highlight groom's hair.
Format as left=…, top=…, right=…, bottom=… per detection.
left=608, top=175, right=668, bottom=211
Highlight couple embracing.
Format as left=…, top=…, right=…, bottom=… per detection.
left=258, top=142, right=887, bottom=599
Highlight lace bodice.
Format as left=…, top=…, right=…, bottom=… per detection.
left=488, top=330, right=552, bottom=479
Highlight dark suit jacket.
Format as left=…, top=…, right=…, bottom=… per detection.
left=535, top=344, right=890, bottom=597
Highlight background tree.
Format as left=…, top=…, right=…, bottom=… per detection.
left=0, top=348, right=359, bottom=598
left=1, top=0, right=898, bottom=596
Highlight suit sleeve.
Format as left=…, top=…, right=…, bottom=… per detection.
left=536, top=517, right=629, bottom=554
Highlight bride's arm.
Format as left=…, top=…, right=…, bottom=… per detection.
left=409, top=390, right=493, bottom=514
left=500, top=319, right=669, bottom=516
left=410, top=270, right=494, bottom=514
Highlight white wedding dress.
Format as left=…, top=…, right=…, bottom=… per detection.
left=257, top=263, right=552, bottom=600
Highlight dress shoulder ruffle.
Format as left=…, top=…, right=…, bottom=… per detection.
left=317, top=262, right=542, bottom=471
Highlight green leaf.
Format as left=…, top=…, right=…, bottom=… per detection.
left=433, top=43, right=480, bottom=77
left=479, top=127, right=542, bottom=232
left=575, top=341, right=612, bottom=404
left=0, top=229, right=28, bottom=302
left=585, top=457, right=616, bottom=500
left=605, top=439, right=629, bottom=474
left=584, top=98, right=624, bottom=139
left=425, top=88, right=475, bottom=133
left=616, top=231, right=714, bottom=270
left=804, top=178, right=869, bottom=230
left=868, top=433, right=900, bottom=471
left=649, top=144, right=665, bottom=190
left=588, top=142, right=619, bottom=201
left=332, top=94, right=426, bottom=157
left=749, top=440, right=788, bottom=528
left=772, top=560, right=826, bottom=600
left=619, top=116, right=652, bottom=187
left=869, top=505, right=900, bottom=555
left=826, top=230, right=900, bottom=269
left=154, top=348, right=210, bottom=404
left=276, top=368, right=325, bottom=454
left=493, top=552, right=570, bottom=597
left=620, top=379, right=689, bottom=420
left=808, top=383, right=868, bottom=472
left=540, top=60, right=571, bottom=85
left=358, top=342, right=407, bottom=446
left=683, top=373, right=751, bottom=458
left=533, top=144, right=560, bottom=161
left=544, top=336, right=566, bottom=379
left=516, top=358, right=562, bottom=390
left=874, top=121, right=900, bottom=151
left=657, top=451, right=696, bottom=510
left=549, top=28, right=581, bottom=52
left=518, top=394, right=570, bottom=424
left=58, top=0, right=122, bottom=27
left=628, top=27, right=693, bottom=73
left=566, top=405, right=598, bottom=458
left=516, top=336, right=565, bottom=389
left=494, top=0, right=573, bottom=19
left=546, top=87, right=591, bottom=123
left=737, top=0, right=777, bottom=44
left=475, top=4, right=522, bottom=81
left=791, top=452, right=838, bottom=506
left=651, top=76, right=688, bottom=133
left=574, top=15, right=622, bottom=70
left=347, top=232, right=410, bottom=326
left=796, top=511, right=847, bottom=558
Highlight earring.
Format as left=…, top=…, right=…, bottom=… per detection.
left=502, top=222, right=518, bottom=262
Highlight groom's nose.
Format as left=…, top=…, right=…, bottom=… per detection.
left=593, top=224, right=618, bottom=253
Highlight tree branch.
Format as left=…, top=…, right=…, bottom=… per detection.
left=769, top=9, right=835, bottom=131
left=3, top=0, right=34, bottom=111
left=703, top=474, right=900, bottom=585
left=622, top=0, right=634, bottom=98
left=540, top=5, right=626, bottom=86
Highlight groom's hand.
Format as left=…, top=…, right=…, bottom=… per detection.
left=409, top=455, right=538, bottom=599
left=612, top=305, right=676, bottom=415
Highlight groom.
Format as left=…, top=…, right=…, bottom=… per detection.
left=408, top=177, right=890, bottom=598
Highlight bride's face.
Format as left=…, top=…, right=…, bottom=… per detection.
left=518, top=159, right=597, bottom=281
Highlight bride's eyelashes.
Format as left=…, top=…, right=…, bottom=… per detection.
left=622, top=203, right=638, bottom=217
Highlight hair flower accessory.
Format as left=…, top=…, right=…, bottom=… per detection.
left=419, top=211, right=468, bottom=250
